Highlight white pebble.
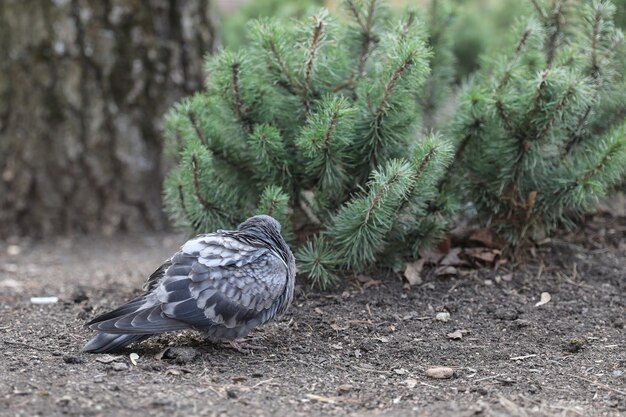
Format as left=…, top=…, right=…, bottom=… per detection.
left=435, top=311, right=450, bottom=322
left=425, top=366, right=454, bottom=379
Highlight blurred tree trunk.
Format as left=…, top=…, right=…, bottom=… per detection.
left=0, top=0, right=217, bottom=237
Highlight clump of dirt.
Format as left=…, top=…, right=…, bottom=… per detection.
left=0, top=215, right=624, bottom=417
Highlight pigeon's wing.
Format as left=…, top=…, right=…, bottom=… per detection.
left=89, top=234, right=288, bottom=334
left=160, top=234, right=289, bottom=328
left=143, top=260, right=172, bottom=292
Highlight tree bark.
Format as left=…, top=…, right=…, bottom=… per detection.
left=0, top=0, right=216, bottom=237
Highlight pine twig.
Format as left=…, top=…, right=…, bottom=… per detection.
left=303, top=16, right=324, bottom=113
left=589, top=3, right=604, bottom=78
left=496, top=28, right=532, bottom=93
left=545, top=0, right=563, bottom=66
left=190, top=154, right=224, bottom=215
left=187, top=110, right=209, bottom=148
left=530, top=0, right=547, bottom=21
left=535, top=83, right=577, bottom=140
left=373, top=49, right=418, bottom=121
left=364, top=168, right=403, bottom=222
left=177, top=184, right=188, bottom=217
left=266, top=37, right=299, bottom=96
left=230, top=62, right=253, bottom=132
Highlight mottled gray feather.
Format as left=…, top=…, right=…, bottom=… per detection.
left=84, top=215, right=295, bottom=353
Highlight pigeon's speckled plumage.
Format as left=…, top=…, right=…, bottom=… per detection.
left=83, top=215, right=296, bottom=353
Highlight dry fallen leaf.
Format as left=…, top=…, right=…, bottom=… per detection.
left=404, top=260, right=425, bottom=286
left=154, top=348, right=170, bottom=361
left=165, top=368, right=181, bottom=376
left=440, top=248, right=468, bottom=267
left=435, top=266, right=458, bottom=276
left=535, top=292, right=551, bottom=307
left=356, top=275, right=374, bottom=283
left=418, top=248, right=445, bottom=264
left=446, top=329, right=467, bottom=340
left=469, top=228, right=496, bottom=248
left=362, top=279, right=382, bottom=290
left=465, top=247, right=501, bottom=264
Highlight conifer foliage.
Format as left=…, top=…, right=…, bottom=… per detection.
left=163, top=1, right=454, bottom=287
left=446, top=0, right=626, bottom=244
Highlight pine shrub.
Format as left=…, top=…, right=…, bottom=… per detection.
left=446, top=0, right=626, bottom=244
left=163, top=1, right=454, bottom=287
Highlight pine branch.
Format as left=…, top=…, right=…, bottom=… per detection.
left=334, top=0, right=379, bottom=93
left=564, top=105, right=593, bottom=154
left=302, top=14, right=325, bottom=113
left=530, top=0, right=547, bottom=21
left=190, top=154, right=224, bottom=215
left=230, top=62, right=254, bottom=132
left=545, top=0, right=564, bottom=66
left=399, top=10, right=416, bottom=40
left=187, top=110, right=209, bottom=149
left=496, top=27, right=533, bottom=93
left=494, top=98, right=515, bottom=133
left=356, top=0, right=377, bottom=81
left=177, top=184, right=188, bottom=218
left=535, top=82, right=578, bottom=140
left=373, top=50, right=418, bottom=122
left=589, top=2, right=603, bottom=78
left=397, top=146, right=436, bottom=215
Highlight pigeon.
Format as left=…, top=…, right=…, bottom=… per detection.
left=83, top=215, right=296, bottom=353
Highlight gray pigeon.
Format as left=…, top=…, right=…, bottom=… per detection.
left=83, top=215, right=295, bottom=353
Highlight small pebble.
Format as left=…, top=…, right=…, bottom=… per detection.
left=62, top=355, right=84, bottom=364
left=112, top=362, right=129, bottom=371
left=338, top=384, right=354, bottom=393
left=163, top=347, right=199, bottom=364
left=494, top=309, right=518, bottom=321
left=435, top=312, right=450, bottom=322
left=7, top=245, right=21, bottom=256
left=564, top=338, right=586, bottom=353
left=425, top=366, right=454, bottom=379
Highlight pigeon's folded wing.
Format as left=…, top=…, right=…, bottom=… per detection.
left=89, top=234, right=288, bottom=334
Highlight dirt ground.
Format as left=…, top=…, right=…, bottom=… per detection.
left=0, top=215, right=624, bottom=417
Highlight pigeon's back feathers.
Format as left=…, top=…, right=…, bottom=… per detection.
left=84, top=215, right=295, bottom=353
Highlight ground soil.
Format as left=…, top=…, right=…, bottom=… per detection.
left=0, top=215, right=624, bottom=417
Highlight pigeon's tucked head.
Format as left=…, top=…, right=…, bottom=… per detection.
left=237, top=214, right=282, bottom=235
left=236, top=215, right=293, bottom=265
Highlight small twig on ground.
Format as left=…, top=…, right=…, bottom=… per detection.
left=568, top=374, right=626, bottom=396
left=535, top=262, right=544, bottom=280
left=474, top=374, right=502, bottom=382
left=351, top=365, right=392, bottom=374
left=295, top=359, right=326, bottom=371
left=510, top=354, right=537, bottom=361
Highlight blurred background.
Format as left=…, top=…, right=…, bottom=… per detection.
left=1, top=0, right=624, bottom=238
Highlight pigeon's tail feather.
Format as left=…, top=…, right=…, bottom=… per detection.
left=86, top=296, right=149, bottom=326
left=89, top=305, right=191, bottom=334
left=83, top=333, right=150, bottom=353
